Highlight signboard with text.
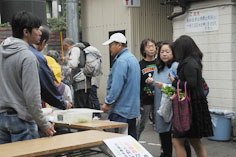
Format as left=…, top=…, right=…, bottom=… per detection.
left=104, top=135, right=153, bottom=157
left=185, top=7, right=219, bottom=33
left=123, top=0, right=140, bottom=7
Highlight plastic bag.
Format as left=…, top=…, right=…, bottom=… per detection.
left=210, top=109, right=235, bottom=119
left=157, top=93, right=173, bottom=123
left=73, top=71, right=85, bottom=82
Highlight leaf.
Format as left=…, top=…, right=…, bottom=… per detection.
left=162, top=86, right=177, bottom=97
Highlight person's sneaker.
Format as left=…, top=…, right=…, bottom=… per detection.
left=93, top=116, right=100, bottom=120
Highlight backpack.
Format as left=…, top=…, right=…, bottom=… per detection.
left=202, top=78, right=209, bottom=96
left=73, top=43, right=102, bottom=77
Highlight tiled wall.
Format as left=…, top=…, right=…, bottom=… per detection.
left=172, top=0, right=236, bottom=111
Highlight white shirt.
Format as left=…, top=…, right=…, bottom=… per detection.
left=68, top=47, right=80, bottom=69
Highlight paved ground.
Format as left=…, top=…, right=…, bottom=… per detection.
left=138, top=121, right=236, bottom=157
left=93, top=114, right=236, bottom=157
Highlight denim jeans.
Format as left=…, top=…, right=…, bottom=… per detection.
left=0, top=112, right=39, bottom=144
left=136, top=105, right=152, bottom=140
left=109, top=113, right=137, bottom=140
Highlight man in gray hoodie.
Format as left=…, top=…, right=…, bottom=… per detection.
left=0, top=11, right=55, bottom=144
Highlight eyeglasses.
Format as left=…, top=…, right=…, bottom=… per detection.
left=146, top=45, right=156, bottom=49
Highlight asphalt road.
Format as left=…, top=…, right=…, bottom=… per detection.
left=94, top=113, right=236, bottom=157
left=138, top=120, right=236, bottom=157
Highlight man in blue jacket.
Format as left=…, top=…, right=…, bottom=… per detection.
left=101, top=33, right=140, bottom=139
left=30, top=26, right=72, bottom=110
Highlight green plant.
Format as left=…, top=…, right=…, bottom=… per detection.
left=0, top=23, right=11, bottom=27
left=162, top=86, right=185, bottom=99
left=47, top=16, right=66, bottom=31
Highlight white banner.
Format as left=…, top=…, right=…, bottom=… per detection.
left=185, top=7, right=219, bottom=33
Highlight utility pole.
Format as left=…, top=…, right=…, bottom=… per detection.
left=66, top=0, right=79, bottom=43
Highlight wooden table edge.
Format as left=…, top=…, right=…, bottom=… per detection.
left=55, top=120, right=128, bottom=130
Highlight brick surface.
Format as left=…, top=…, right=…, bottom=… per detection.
left=0, top=27, right=66, bottom=53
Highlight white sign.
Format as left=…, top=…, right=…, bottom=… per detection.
left=123, top=0, right=140, bottom=7
left=185, top=7, right=219, bottom=33
left=104, top=135, right=153, bottom=157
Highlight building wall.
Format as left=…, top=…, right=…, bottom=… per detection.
left=52, top=0, right=59, bottom=18
left=0, top=0, right=47, bottom=24
left=0, top=1, right=2, bottom=23
left=81, top=0, right=131, bottom=102
left=172, top=0, right=236, bottom=111
left=130, top=0, right=173, bottom=60
left=81, top=0, right=173, bottom=102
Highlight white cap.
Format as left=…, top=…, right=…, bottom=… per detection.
left=102, top=33, right=127, bottom=45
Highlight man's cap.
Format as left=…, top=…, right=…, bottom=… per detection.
left=102, top=33, right=127, bottom=45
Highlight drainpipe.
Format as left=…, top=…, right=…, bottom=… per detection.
left=168, top=6, right=187, bottom=20
left=66, top=0, right=79, bottom=43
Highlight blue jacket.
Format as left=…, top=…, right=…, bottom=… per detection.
left=30, top=45, right=67, bottom=109
left=105, top=48, right=140, bottom=119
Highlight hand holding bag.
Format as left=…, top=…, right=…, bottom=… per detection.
left=158, top=93, right=173, bottom=123
left=172, top=81, right=192, bottom=133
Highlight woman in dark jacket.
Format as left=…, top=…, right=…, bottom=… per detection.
left=170, top=35, right=213, bottom=157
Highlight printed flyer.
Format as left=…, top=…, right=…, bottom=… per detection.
left=104, top=135, right=153, bottom=157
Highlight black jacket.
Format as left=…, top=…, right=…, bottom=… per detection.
left=172, top=56, right=213, bottom=138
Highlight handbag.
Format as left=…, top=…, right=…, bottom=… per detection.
left=172, top=80, right=192, bottom=133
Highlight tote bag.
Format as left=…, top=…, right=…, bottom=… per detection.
left=172, top=81, right=192, bottom=133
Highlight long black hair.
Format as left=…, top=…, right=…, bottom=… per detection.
left=173, top=35, right=203, bottom=69
left=156, top=40, right=176, bottom=73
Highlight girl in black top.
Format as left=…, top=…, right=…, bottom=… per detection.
left=170, top=35, right=213, bottom=157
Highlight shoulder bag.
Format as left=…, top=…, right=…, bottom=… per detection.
left=172, top=80, right=192, bottom=133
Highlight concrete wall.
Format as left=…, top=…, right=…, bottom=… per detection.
left=52, top=0, right=59, bottom=18
left=81, top=0, right=173, bottom=102
left=172, top=0, right=236, bottom=112
left=81, top=0, right=133, bottom=102
left=0, top=0, right=47, bottom=25
left=130, top=1, right=173, bottom=60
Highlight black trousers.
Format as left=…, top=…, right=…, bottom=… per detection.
left=159, top=132, right=172, bottom=157
left=159, top=132, right=191, bottom=157
left=74, top=89, right=92, bottom=108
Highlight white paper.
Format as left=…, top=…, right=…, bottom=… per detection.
left=104, top=135, right=153, bottom=157
left=185, top=7, right=219, bottom=33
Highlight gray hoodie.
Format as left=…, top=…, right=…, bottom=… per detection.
left=0, top=37, right=50, bottom=131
